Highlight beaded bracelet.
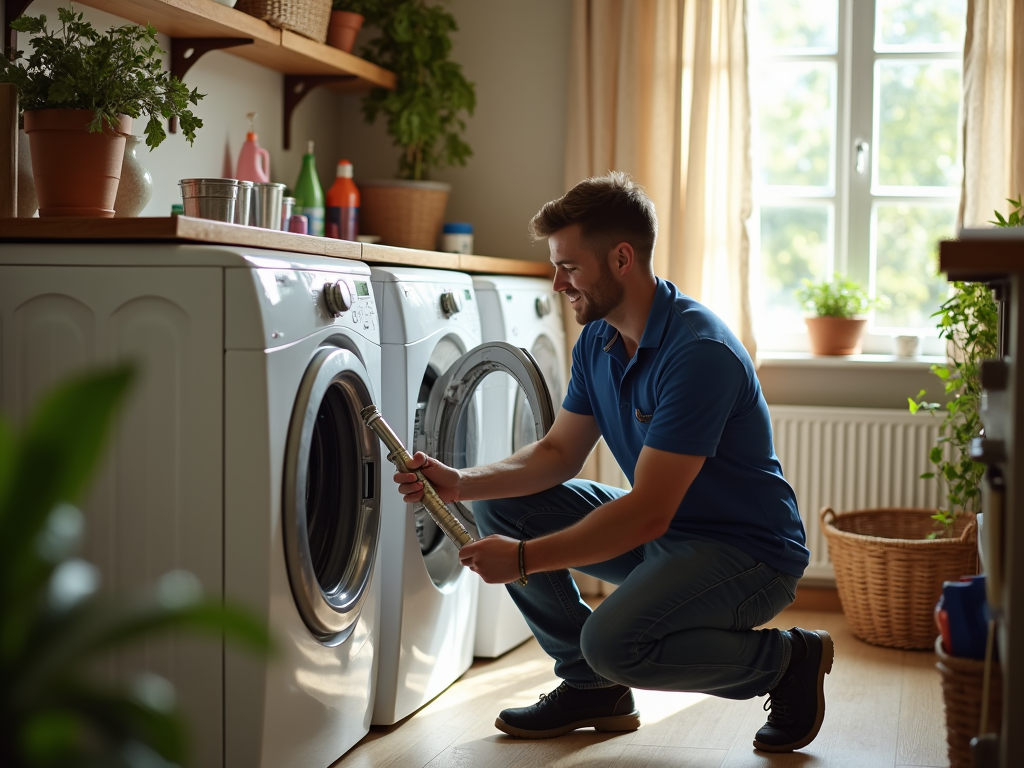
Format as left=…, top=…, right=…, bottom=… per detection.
left=517, top=539, right=529, bottom=586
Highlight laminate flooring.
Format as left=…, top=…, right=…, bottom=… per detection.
left=333, top=608, right=949, bottom=768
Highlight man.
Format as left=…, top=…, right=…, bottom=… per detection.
left=392, top=172, right=833, bottom=753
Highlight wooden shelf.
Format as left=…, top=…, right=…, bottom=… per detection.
left=0, top=217, right=555, bottom=277
left=940, top=238, right=1024, bottom=280
left=72, top=0, right=396, bottom=89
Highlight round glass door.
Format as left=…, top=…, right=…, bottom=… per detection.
left=418, top=341, right=555, bottom=586
left=283, top=346, right=381, bottom=646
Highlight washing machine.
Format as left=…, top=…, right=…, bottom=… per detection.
left=471, top=275, right=568, bottom=658
left=0, top=244, right=383, bottom=768
left=370, top=266, right=556, bottom=723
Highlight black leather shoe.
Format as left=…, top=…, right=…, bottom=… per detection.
left=495, top=681, right=641, bottom=739
left=753, top=627, right=834, bottom=753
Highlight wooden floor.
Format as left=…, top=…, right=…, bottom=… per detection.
left=333, top=607, right=949, bottom=768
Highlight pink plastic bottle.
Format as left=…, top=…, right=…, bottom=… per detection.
left=235, top=112, right=270, bottom=183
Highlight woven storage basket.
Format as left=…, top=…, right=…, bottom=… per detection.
left=235, top=0, right=331, bottom=42
left=820, top=507, right=979, bottom=649
left=359, top=180, right=451, bottom=251
left=935, top=636, right=1002, bottom=768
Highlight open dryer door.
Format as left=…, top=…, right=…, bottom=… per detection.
left=414, top=341, right=555, bottom=586
left=283, top=346, right=381, bottom=646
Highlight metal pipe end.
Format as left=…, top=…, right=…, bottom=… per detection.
left=360, top=404, right=380, bottom=424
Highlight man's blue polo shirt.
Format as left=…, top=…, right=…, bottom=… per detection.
left=562, top=278, right=809, bottom=577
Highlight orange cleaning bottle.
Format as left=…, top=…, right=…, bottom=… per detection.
left=326, top=160, right=359, bottom=240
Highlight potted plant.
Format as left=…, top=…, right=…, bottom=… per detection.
left=0, top=366, right=270, bottom=767
left=328, top=0, right=374, bottom=53
left=0, top=6, right=204, bottom=218
left=354, top=0, right=476, bottom=250
left=795, top=274, right=881, bottom=355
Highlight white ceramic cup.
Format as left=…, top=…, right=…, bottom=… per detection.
left=895, top=334, right=921, bottom=357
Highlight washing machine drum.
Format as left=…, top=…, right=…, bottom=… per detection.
left=283, top=346, right=380, bottom=647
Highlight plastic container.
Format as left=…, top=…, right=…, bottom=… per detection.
left=288, top=214, right=309, bottom=234
left=293, top=140, right=325, bottom=236
left=326, top=159, right=359, bottom=240
left=281, top=196, right=295, bottom=230
left=236, top=113, right=270, bottom=183
left=441, top=222, right=473, bottom=254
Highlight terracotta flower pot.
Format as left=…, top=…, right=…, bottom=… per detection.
left=805, top=316, right=867, bottom=355
left=327, top=11, right=364, bottom=53
left=23, top=109, right=132, bottom=218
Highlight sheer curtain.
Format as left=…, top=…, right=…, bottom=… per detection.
left=959, top=0, right=1024, bottom=227
left=561, top=0, right=753, bottom=495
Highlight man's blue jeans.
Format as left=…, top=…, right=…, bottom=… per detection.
left=473, top=479, right=799, bottom=699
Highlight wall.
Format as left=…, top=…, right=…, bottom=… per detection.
left=335, top=0, right=572, bottom=262
left=12, top=0, right=346, bottom=218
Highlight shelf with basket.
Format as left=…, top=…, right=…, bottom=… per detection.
left=9, top=0, right=396, bottom=147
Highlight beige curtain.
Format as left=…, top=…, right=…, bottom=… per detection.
left=959, top=0, right=1024, bottom=228
left=562, top=0, right=753, bottom=499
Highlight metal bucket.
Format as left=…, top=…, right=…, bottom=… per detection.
left=235, top=180, right=254, bottom=226
left=179, top=178, right=239, bottom=222
left=252, top=182, right=287, bottom=230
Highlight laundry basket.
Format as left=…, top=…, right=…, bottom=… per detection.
left=820, top=507, right=979, bottom=649
left=935, top=636, right=1002, bottom=768
left=235, top=0, right=331, bottom=43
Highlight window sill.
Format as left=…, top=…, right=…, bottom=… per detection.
left=757, top=351, right=945, bottom=371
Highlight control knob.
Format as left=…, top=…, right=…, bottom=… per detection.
left=535, top=296, right=551, bottom=318
left=440, top=290, right=463, bottom=317
left=324, top=280, right=353, bottom=317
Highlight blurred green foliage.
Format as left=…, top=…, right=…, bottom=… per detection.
left=875, top=0, right=966, bottom=49
left=358, top=0, right=476, bottom=181
left=908, top=197, right=1015, bottom=537
left=0, top=367, right=271, bottom=768
left=758, top=206, right=830, bottom=321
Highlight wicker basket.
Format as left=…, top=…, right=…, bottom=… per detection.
left=935, top=636, right=1002, bottom=768
left=359, top=179, right=451, bottom=251
left=235, top=0, right=331, bottom=43
left=820, top=507, right=979, bottom=649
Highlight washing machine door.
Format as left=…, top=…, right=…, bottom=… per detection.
left=283, top=346, right=381, bottom=646
left=416, top=341, right=555, bottom=583
left=513, top=333, right=564, bottom=452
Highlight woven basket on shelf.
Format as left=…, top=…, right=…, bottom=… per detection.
left=935, top=636, right=1002, bottom=768
left=235, top=0, right=331, bottom=43
left=820, top=507, right=979, bottom=649
left=359, top=180, right=451, bottom=251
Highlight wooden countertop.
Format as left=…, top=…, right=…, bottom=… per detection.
left=940, top=232, right=1024, bottom=280
left=0, top=217, right=554, bottom=278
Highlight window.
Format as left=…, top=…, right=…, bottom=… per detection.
left=749, top=0, right=966, bottom=354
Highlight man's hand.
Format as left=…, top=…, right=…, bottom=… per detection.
left=459, top=535, right=522, bottom=584
left=394, top=451, right=461, bottom=503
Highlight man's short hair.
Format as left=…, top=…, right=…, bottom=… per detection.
left=529, top=171, right=657, bottom=264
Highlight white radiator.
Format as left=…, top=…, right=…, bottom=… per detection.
left=770, top=405, right=943, bottom=584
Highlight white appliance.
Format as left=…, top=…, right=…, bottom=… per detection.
left=0, top=244, right=383, bottom=768
left=471, top=275, right=568, bottom=658
left=370, top=266, right=556, bottom=723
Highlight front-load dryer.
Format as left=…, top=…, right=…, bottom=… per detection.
left=471, top=275, right=568, bottom=658
left=370, top=266, right=556, bottom=723
left=0, top=244, right=383, bottom=768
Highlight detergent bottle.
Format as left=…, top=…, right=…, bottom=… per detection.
left=236, top=112, right=270, bottom=183
left=326, top=159, right=359, bottom=240
left=293, top=141, right=325, bottom=237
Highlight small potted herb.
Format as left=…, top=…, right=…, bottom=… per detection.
left=354, top=0, right=476, bottom=250
left=0, top=6, right=205, bottom=217
left=795, top=274, right=882, bottom=355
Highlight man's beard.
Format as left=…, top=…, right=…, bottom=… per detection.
left=567, top=261, right=625, bottom=325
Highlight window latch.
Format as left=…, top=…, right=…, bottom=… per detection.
left=855, top=141, right=870, bottom=175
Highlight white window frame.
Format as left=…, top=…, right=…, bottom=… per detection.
left=752, top=0, right=962, bottom=357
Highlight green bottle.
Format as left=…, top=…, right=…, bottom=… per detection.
left=293, top=140, right=325, bottom=236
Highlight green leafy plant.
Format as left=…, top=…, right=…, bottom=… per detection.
left=0, top=366, right=270, bottom=767
left=795, top=274, right=883, bottom=318
left=357, top=0, right=476, bottom=180
left=908, top=199, right=1015, bottom=537
left=0, top=6, right=205, bottom=148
